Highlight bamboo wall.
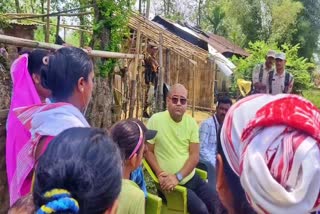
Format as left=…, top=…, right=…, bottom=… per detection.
left=164, top=50, right=216, bottom=109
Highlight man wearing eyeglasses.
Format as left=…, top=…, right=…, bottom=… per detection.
left=146, top=83, right=215, bottom=214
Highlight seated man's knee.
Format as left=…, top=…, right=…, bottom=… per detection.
left=189, top=201, right=209, bottom=214
left=187, top=190, right=209, bottom=214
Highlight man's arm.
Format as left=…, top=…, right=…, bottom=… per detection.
left=199, top=122, right=213, bottom=164
left=287, top=77, right=294, bottom=93
left=178, top=143, right=200, bottom=178
left=145, top=143, right=164, bottom=177
left=252, top=65, right=260, bottom=85
left=161, top=143, right=199, bottom=190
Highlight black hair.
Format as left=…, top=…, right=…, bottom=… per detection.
left=216, top=129, right=256, bottom=214
left=110, top=119, right=146, bottom=160
left=217, top=97, right=232, bottom=107
left=40, top=47, right=93, bottom=101
left=33, top=127, right=122, bottom=214
left=27, top=49, right=49, bottom=76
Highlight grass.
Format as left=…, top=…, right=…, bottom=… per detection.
left=303, top=88, right=320, bottom=108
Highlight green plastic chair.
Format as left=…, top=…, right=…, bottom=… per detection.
left=143, top=159, right=207, bottom=214
left=146, top=193, right=162, bottom=214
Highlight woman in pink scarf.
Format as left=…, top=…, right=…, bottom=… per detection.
left=217, top=94, right=320, bottom=214
left=6, top=49, right=50, bottom=205
left=10, top=47, right=94, bottom=205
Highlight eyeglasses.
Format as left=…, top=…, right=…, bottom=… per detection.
left=170, top=97, right=187, bottom=105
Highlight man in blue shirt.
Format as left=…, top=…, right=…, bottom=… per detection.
left=199, top=97, right=232, bottom=167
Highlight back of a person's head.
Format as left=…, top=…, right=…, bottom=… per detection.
left=27, top=49, right=49, bottom=76
left=33, top=127, right=122, bottom=214
left=110, top=119, right=146, bottom=160
left=40, top=47, right=93, bottom=101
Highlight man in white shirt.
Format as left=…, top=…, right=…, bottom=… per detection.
left=252, top=50, right=275, bottom=93
left=268, top=52, right=294, bottom=95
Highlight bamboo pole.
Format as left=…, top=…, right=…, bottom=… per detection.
left=129, top=27, right=141, bottom=118
left=157, top=33, right=164, bottom=111
left=0, top=35, right=144, bottom=59
left=136, top=35, right=144, bottom=119
left=192, top=56, right=196, bottom=117
left=187, top=105, right=214, bottom=112
left=5, top=12, right=92, bottom=17
left=63, top=27, right=66, bottom=41
left=212, top=61, right=217, bottom=107
left=45, top=0, right=50, bottom=43
left=25, top=19, right=93, bottom=34
left=175, top=55, right=180, bottom=84
left=165, top=49, right=170, bottom=84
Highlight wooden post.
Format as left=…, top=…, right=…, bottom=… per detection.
left=136, top=35, right=144, bottom=118
left=63, top=27, right=66, bottom=41
left=175, top=55, right=180, bottom=84
left=192, top=57, right=196, bottom=117
left=165, top=49, right=170, bottom=85
left=212, top=61, right=217, bottom=108
left=45, top=0, right=50, bottom=42
left=129, top=27, right=141, bottom=118
left=157, top=33, right=164, bottom=111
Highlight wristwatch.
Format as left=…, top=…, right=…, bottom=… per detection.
left=175, top=172, right=183, bottom=182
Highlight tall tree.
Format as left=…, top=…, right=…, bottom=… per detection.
left=15, top=0, right=21, bottom=13
left=292, top=0, right=320, bottom=58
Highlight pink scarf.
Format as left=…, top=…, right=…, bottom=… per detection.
left=6, top=54, right=41, bottom=205
left=10, top=102, right=89, bottom=205
left=220, top=94, right=320, bottom=214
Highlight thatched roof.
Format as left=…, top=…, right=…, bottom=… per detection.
left=129, top=13, right=209, bottom=62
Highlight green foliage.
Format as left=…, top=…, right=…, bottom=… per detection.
left=93, top=0, right=132, bottom=77
left=231, top=41, right=315, bottom=92
left=281, top=43, right=314, bottom=90
left=0, top=1, right=15, bottom=13
left=269, top=0, right=303, bottom=44
left=0, top=15, right=9, bottom=28
left=200, top=0, right=318, bottom=59
left=34, top=26, right=45, bottom=42
left=303, top=88, right=320, bottom=108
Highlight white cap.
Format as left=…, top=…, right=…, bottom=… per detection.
left=275, top=52, right=286, bottom=60
left=266, top=50, right=276, bottom=58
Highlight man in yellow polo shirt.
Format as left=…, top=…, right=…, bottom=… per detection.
left=146, top=83, right=215, bottom=214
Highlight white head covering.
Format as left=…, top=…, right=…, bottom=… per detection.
left=220, top=94, right=320, bottom=214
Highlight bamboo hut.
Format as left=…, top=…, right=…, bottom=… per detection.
left=125, top=13, right=217, bottom=116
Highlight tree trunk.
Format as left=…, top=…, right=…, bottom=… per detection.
left=45, top=0, right=50, bottom=43
left=138, top=0, right=142, bottom=14
left=55, top=15, right=60, bottom=40
left=86, top=76, right=114, bottom=128
left=15, top=0, right=21, bottom=13
left=41, top=0, right=45, bottom=34
left=146, top=0, right=150, bottom=18
left=30, top=0, right=35, bottom=14
left=0, top=61, right=11, bottom=213
left=87, top=0, right=114, bottom=128
left=198, top=0, right=202, bottom=26
left=79, top=0, right=86, bottom=47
